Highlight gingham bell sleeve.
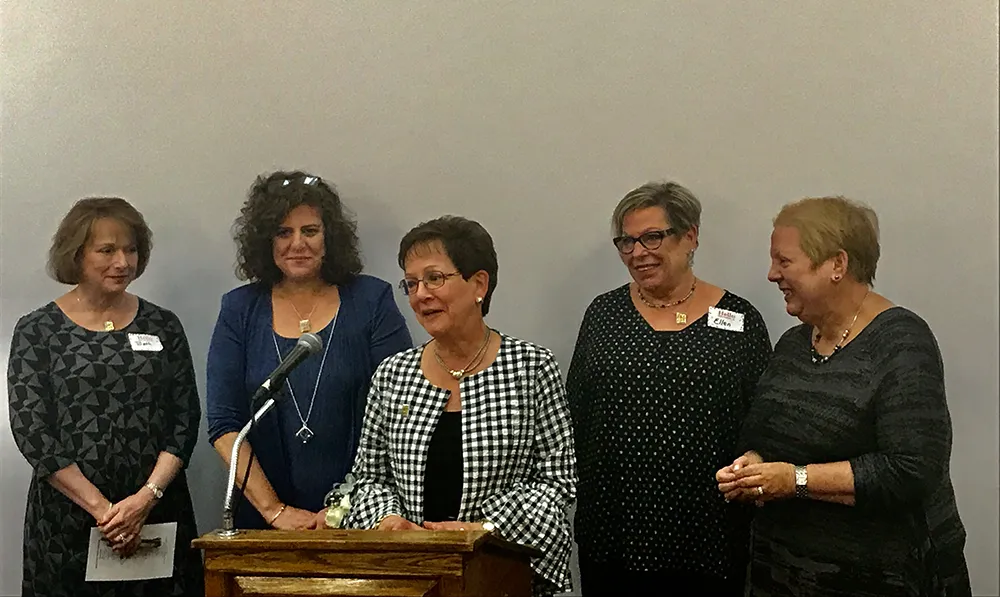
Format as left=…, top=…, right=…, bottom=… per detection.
left=479, top=350, right=577, bottom=593
left=344, top=357, right=403, bottom=528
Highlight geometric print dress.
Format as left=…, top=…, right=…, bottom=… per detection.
left=6, top=299, right=204, bottom=597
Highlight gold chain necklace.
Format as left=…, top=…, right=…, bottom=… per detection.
left=76, top=291, right=126, bottom=332
left=288, top=299, right=320, bottom=333
left=281, top=288, right=323, bottom=333
left=812, top=290, right=869, bottom=364
left=434, top=326, right=491, bottom=380
left=638, top=279, right=697, bottom=324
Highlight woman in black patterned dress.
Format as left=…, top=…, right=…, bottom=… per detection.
left=7, top=198, right=203, bottom=597
left=567, top=181, right=772, bottom=596
left=716, top=196, right=970, bottom=596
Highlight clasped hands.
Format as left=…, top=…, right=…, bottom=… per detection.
left=96, top=491, right=156, bottom=557
left=715, top=451, right=795, bottom=506
left=377, top=514, right=485, bottom=532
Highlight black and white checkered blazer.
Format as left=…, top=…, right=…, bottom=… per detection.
left=344, top=333, right=577, bottom=592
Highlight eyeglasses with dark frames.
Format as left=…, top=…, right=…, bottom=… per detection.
left=612, top=228, right=677, bottom=254
left=398, top=270, right=462, bottom=295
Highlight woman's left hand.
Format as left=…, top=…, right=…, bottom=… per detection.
left=113, top=532, right=142, bottom=558
left=307, top=509, right=330, bottom=530
left=719, top=462, right=795, bottom=504
left=98, top=491, right=155, bottom=548
left=422, top=521, right=484, bottom=531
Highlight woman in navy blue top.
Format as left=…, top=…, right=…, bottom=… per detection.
left=206, top=171, right=412, bottom=530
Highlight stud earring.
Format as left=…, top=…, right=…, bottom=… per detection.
left=833, top=274, right=842, bottom=282
left=475, top=297, right=483, bottom=304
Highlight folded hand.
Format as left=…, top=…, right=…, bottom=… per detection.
left=98, top=492, right=154, bottom=549
left=377, top=515, right=423, bottom=531
left=422, top=521, right=484, bottom=531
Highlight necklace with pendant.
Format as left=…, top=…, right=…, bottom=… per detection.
left=434, top=326, right=492, bottom=380
left=811, top=290, right=869, bottom=364
left=638, top=279, right=698, bottom=324
left=288, top=298, right=320, bottom=333
left=76, top=291, right=125, bottom=331
left=271, top=318, right=335, bottom=443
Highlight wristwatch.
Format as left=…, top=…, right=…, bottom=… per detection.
left=145, top=482, right=164, bottom=500
left=794, top=465, right=809, bottom=499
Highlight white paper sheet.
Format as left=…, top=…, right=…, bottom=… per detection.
left=85, top=522, right=177, bottom=582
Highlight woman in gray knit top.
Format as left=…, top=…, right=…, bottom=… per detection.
left=716, top=196, right=970, bottom=597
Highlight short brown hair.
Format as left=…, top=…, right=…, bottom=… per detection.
left=48, top=197, right=153, bottom=284
left=398, top=216, right=498, bottom=316
left=773, top=196, right=880, bottom=285
left=233, top=170, right=362, bottom=286
left=611, top=181, right=702, bottom=237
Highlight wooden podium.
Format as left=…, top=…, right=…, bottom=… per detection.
left=192, top=529, right=540, bottom=597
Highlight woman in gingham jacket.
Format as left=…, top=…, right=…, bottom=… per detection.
left=344, top=215, right=577, bottom=595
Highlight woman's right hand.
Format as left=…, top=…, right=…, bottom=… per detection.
left=716, top=450, right=765, bottom=501
left=268, top=505, right=317, bottom=530
left=377, top=515, right=423, bottom=531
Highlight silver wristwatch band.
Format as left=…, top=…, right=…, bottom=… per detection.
left=794, top=465, right=809, bottom=499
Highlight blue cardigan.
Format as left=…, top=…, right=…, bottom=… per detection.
left=206, top=275, right=413, bottom=528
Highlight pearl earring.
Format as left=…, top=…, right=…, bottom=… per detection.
left=833, top=274, right=842, bottom=282
left=475, top=297, right=483, bottom=304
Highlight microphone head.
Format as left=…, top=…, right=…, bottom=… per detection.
left=297, top=332, right=323, bottom=354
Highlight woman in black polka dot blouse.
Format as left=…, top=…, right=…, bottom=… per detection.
left=567, top=181, right=772, bottom=596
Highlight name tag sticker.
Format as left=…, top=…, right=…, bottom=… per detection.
left=128, top=333, right=163, bottom=352
left=707, top=307, right=745, bottom=332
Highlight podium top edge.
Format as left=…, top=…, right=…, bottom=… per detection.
left=192, top=529, right=541, bottom=557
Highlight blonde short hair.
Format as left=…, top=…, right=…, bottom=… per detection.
left=48, top=197, right=153, bottom=284
left=773, top=196, right=880, bottom=285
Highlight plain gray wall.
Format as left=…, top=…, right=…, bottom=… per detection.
left=1, top=1, right=997, bottom=595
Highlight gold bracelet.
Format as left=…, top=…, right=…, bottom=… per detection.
left=268, top=504, right=287, bottom=526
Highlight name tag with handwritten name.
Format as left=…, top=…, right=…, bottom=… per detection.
left=707, top=307, right=745, bottom=333
left=128, top=333, right=163, bottom=352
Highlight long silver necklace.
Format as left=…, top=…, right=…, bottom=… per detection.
left=271, top=316, right=336, bottom=442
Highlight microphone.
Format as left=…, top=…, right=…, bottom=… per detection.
left=221, top=332, right=323, bottom=536
left=251, top=332, right=323, bottom=404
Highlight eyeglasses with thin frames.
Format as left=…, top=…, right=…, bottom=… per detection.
left=398, top=270, right=462, bottom=295
left=613, top=228, right=677, bottom=254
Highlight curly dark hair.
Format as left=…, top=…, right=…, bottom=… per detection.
left=233, top=170, right=362, bottom=285
left=398, top=215, right=498, bottom=316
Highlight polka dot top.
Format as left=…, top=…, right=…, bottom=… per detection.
left=566, top=284, right=772, bottom=577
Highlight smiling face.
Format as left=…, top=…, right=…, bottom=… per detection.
left=403, top=241, right=487, bottom=338
left=768, top=225, right=838, bottom=321
left=78, top=218, right=139, bottom=295
left=272, top=204, right=325, bottom=282
left=618, top=206, right=697, bottom=293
